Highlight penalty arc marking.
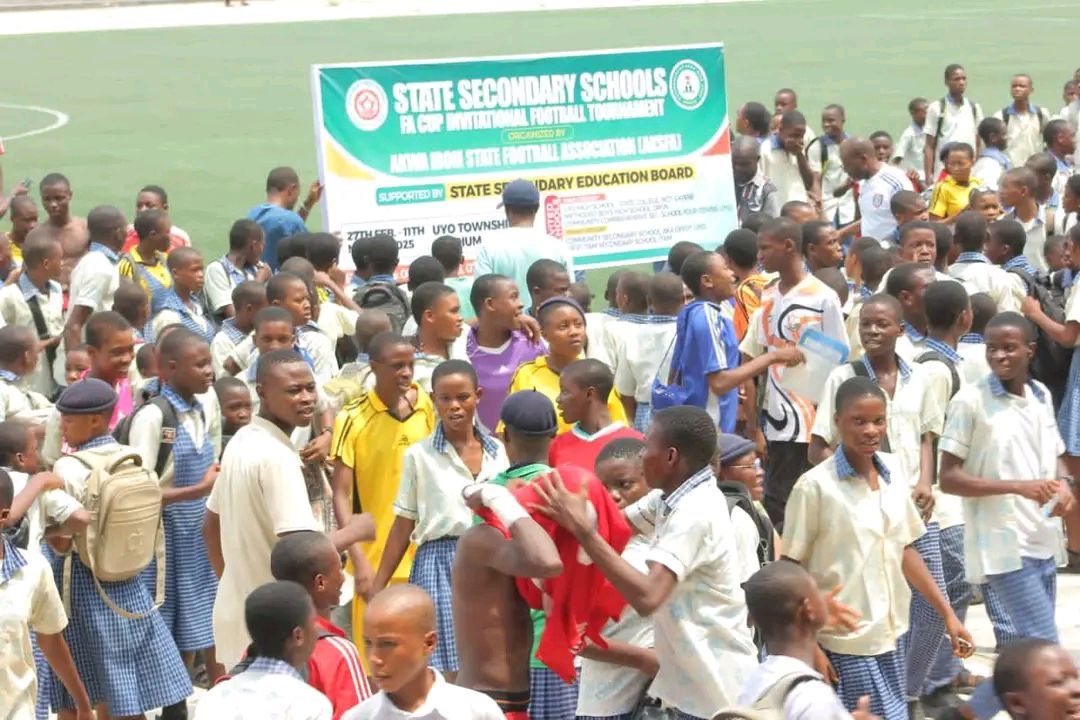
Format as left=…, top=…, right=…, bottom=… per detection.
left=0, top=103, right=70, bottom=141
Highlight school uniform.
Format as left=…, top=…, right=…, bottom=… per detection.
left=152, top=290, right=214, bottom=343
left=948, top=252, right=1022, bottom=312
left=211, top=317, right=248, bottom=378
left=924, top=97, right=984, bottom=177
left=1002, top=208, right=1049, bottom=274
left=342, top=668, right=502, bottom=720
left=195, top=656, right=332, bottom=720
left=1049, top=151, right=1074, bottom=202
left=68, top=242, right=120, bottom=315
left=230, top=326, right=339, bottom=384
left=737, top=655, right=850, bottom=720
left=118, top=248, right=172, bottom=337
left=323, top=355, right=375, bottom=414
left=992, top=104, right=1051, bottom=168
left=739, top=274, right=849, bottom=528
left=784, top=450, right=925, bottom=720
left=48, top=435, right=192, bottom=714
left=330, top=385, right=436, bottom=647
left=759, top=134, right=810, bottom=206
left=0, top=369, right=53, bottom=425
left=393, top=423, right=507, bottom=673
left=42, top=375, right=135, bottom=468
left=207, top=417, right=321, bottom=668
left=575, top=534, right=654, bottom=720
left=410, top=334, right=469, bottom=395
left=127, top=383, right=220, bottom=653
left=505, top=356, right=628, bottom=436
left=204, top=254, right=260, bottom=319
left=548, top=422, right=642, bottom=472
left=1056, top=289, right=1080, bottom=459
left=317, top=300, right=359, bottom=347
left=613, top=313, right=678, bottom=431
left=584, top=309, right=621, bottom=371
left=893, top=123, right=926, bottom=186
left=623, top=468, right=757, bottom=719
left=971, top=148, right=1009, bottom=191
left=0, top=274, right=64, bottom=397
left=808, top=134, right=855, bottom=225
left=939, top=374, right=1065, bottom=718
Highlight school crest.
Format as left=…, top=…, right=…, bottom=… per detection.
left=161, top=427, right=176, bottom=444
left=872, top=193, right=884, bottom=208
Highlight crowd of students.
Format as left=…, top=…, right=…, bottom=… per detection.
left=1, top=60, right=1079, bottom=720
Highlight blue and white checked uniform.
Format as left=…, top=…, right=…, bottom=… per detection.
left=140, top=385, right=218, bottom=651
left=157, top=290, right=214, bottom=342
left=1057, top=292, right=1080, bottom=455
left=529, top=665, right=579, bottom=720
left=409, top=536, right=459, bottom=672
left=123, top=252, right=171, bottom=341
left=825, top=650, right=907, bottom=720
left=48, top=435, right=191, bottom=715
left=898, top=521, right=948, bottom=698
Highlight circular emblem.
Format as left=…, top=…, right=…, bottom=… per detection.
left=346, top=79, right=389, bottom=131
left=873, top=193, right=885, bottom=209
left=669, top=60, right=708, bottom=111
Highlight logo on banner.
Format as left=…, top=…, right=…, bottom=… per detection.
left=669, top=60, right=707, bottom=111
left=346, top=79, right=389, bottom=131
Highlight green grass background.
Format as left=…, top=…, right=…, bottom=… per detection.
left=3, top=0, right=1079, bottom=284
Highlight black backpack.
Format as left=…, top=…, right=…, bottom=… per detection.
left=718, top=481, right=774, bottom=570
left=353, top=280, right=411, bottom=334
left=113, top=395, right=180, bottom=481
left=1007, top=267, right=1072, bottom=407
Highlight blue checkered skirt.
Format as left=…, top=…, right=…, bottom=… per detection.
left=409, top=536, right=459, bottom=672
left=632, top=402, right=652, bottom=433
left=1059, top=348, right=1080, bottom=455
left=577, top=715, right=632, bottom=720
left=49, top=554, right=192, bottom=714
left=900, top=522, right=947, bottom=696
left=32, top=632, right=50, bottom=720
left=825, top=650, right=907, bottom=720
left=530, top=666, right=579, bottom=719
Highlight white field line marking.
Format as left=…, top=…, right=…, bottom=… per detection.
left=0, top=104, right=70, bottom=141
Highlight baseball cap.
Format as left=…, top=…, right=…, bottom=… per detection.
left=500, top=390, right=558, bottom=436
left=498, top=179, right=540, bottom=209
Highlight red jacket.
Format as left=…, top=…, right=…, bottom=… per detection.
left=308, top=616, right=373, bottom=720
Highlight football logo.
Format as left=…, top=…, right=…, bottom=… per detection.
left=346, top=78, right=389, bottom=131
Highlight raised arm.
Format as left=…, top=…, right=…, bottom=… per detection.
left=464, top=484, right=562, bottom=579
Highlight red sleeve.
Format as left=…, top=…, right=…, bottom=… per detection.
left=307, top=636, right=373, bottom=720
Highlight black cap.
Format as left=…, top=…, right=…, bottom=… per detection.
left=716, top=433, right=757, bottom=466
left=500, top=390, right=558, bottom=436
left=56, top=378, right=118, bottom=415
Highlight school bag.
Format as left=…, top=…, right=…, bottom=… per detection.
left=62, top=449, right=165, bottom=619
left=353, top=280, right=411, bottom=334
left=916, top=350, right=962, bottom=400
left=1001, top=105, right=1047, bottom=134
left=651, top=300, right=724, bottom=411
left=718, top=480, right=774, bottom=569
left=1006, top=267, right=1072, bottom=405
left=933, top=97, right=979, bottom=142
left=713, top=672, right=820, bottom=719
left=113, top=394, right=180, bottom=484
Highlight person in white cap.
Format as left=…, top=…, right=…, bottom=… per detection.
left=475, top=179, right=574, bottom=302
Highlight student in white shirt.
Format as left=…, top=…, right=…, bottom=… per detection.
left=0, top=234, right=65, bottom=397
left=614, top=272, right=684, bottom=431
left=784, top=377, right=971, bottom=720
left=736, top=561, right=862, bottom=720
left=971, top=118, right=1009, bottom=191
left=0, top=326, right=53, bottom=425
left=885, top=262, right=936, bottom=362
left=760, top=110, right=814, bottom=207
left=1043, top=118, right=1076, bottom=202
left=999, top=168, right=1048, bottom=273
left=575, top=437, right=657, bottom=720
left=808, top=105, right=855, bottom=226
left=62, top=205, right=126, bottom=355
left=150, top=247, right=214, bottom=343
left=948, top=211, right=1022, bottom=312
left=939, top=312, right=1074, bottom=720
left=924, top=64, right=984, bottom=182
left=893, top=98, right=928, bottom=186
left=839, top=137, right=914, bottom=244
left=371, top=360, right=508, bottom=679
left=211, top=280, right=266, bottom=378
left=203, top=218, right=269, bottom=323
left=537, top=405, right=757, bottom=719
left=992, top=75, right=1052, bottom=168
left=343, top=585, right=503, bottom=720
left=195, top=581, right=334, bottom=720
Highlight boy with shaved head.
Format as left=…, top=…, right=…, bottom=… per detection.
left=839, top=137, right=915, bottom=243
left=345, top=585, right=503, bottom=719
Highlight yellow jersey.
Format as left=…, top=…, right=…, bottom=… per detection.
left=929, top=175, right=982, bottom=219
left=504, top=355, right=629, bottom=435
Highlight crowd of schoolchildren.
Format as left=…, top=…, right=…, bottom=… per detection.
left=0, top=60, right=1078, bottom=720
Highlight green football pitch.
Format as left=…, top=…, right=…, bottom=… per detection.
left=2, top=0, right=1079, bottom=268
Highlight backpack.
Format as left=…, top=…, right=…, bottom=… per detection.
left=718, top=481, right=774, bottom=570
left=1006, top=267, right=1073, bottom=405
left=933, top=97, right=979, bottom=142
left=713, top=672, right=820, bottom=719
left=113, top=395, right=180, bottom=484
left=62, top=449, right=165, bottom=618
left=805, top=136, right=830, bottom=167
left=916, top=350, right=961, bottom=400
left=1001, top=105, right=1047, bottom=134
left=353, top=280, right=411, bottom=334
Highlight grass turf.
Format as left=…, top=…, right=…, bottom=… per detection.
left=3, top=0, right=1079, bottom=279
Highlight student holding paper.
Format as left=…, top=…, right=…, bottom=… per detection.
left=740, top=217, right=849, bottom=529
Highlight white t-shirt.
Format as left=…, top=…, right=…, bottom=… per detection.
left=925, top=97, right=984, bottom=175
left=576, top=535, right=655, bottom=717
left=613, top=318, right=678, bottom=403
left=737, top=654, right=850, bottom=720
left=343, top=669, right=503, bottom=719
left=893, top=124, right=926, bottom=185
left=206, top=416, right=320, bottom=668
left=807, top=136, right=855, bottom=225
left=68, top=248, right=120, bottom=313
left=625, top=472, right=757, bottom=718
left=759, top=135, right=809, bottom=205
left=858, top=163, right=914, bottom=242
left=194, top=660, right=332, bottom=720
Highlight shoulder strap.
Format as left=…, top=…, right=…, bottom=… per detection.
left=934, top=98, right=947, bottom=141
left=719, top=482, right=773, bottom=568
left=916, top=350, right=961, bottom=399
left=25, top=294, right=57, bottom=371
left=758, top=672, right=820, bottom=708
left=1002, top=106, right=1011, bottom=128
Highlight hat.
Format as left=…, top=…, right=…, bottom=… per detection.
left=498, top=179, right=540, bottom=209
left=55, top=378, right=118, bottom=415
left=716, top=433, right=757, bottom=467
left=500, top=390, right=558, bottom=436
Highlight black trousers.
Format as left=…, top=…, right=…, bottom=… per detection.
left=763, top=440, right=811, bottom=532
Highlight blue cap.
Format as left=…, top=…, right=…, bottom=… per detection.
left=716, top=433, right=757, bottom=466
left=500, top=390, right=558, bottom=436
left=56, top=378, right=118, bottom=415
left=498, top=179, right=540, bottom=209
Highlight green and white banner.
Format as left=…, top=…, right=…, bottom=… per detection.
left=311, top=44, right=735, bottom=279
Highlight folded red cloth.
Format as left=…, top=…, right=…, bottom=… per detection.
left=476, top=465, right=632, bottom=683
